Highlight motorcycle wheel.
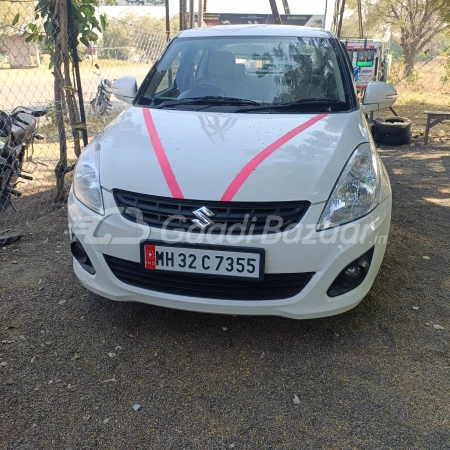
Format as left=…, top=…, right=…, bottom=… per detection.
left=93, top=98, right=108, bottom=116
left=0, top=186, right=11, bottom=216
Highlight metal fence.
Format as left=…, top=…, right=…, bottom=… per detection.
left=0, top=5, right=168, bottom=235
left=1, top=2, right=449, bottom=235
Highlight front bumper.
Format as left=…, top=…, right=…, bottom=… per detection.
left=68, top=189, right=392, bottom=319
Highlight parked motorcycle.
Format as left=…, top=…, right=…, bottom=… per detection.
left=90, top=64, right=113, bottom=116
left=0, top=106, right=47, bottom=216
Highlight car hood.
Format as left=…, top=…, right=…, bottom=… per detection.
left=98, top=106, right=370, bottom=203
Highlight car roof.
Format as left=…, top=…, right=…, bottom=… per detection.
left=177, top=25, right=333, bottom=39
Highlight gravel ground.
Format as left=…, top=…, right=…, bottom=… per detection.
left=1, top=143, right=449, bottom=449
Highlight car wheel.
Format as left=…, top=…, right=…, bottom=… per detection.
left=372, top=116, right=411, bottom=136
left=374, top=129, right=412, bottom=146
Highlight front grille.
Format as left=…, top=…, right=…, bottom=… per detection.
left=104, top=255, right=314, bottom=301
left=113, top=190, right=310, bottom=234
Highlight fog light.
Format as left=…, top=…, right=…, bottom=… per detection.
left=341, top=265, right=364, bottom=288
left=327, top=248, right=374, bottom=297
left=71, top=241, right=89, bottom=265
left=71, top=236, right=95, bottom=274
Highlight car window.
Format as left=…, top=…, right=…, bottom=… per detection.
left=137, top=35, right=354, bottom=112
left=145, top=46, right=206, bottom=97
left=154, top=50, right=180, bottom=94
left=357, top=50, right=375, bottom=67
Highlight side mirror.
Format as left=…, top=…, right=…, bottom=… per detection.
left=112, top=76, right=137, bottom=104
left=361, top=82, right=398, bottom=113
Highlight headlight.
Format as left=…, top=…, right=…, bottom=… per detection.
left=73, top=142, right=104, bottom=215
left=317, top=143, right=380, bottom=230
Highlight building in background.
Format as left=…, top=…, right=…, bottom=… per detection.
left=6, top=33, right=40, bottom=68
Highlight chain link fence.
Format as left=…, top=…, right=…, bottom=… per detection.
left=0, top=5, right=168, bottom=235
left=1, top=2, right=449, bottom=236
left=381, top=48, right=450, bottom=140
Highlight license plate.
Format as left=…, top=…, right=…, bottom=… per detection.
left=140, top=241, right=265, bottom=281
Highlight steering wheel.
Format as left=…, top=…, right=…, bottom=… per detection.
left=179, top=84, right=226, bottom=99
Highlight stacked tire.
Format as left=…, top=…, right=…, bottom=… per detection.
left=372, top=117, right=412, bottom=146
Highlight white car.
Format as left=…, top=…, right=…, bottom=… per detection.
left=68, top=25, right=396, bottom=319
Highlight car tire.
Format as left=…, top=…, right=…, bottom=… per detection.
left=372, top=117, right=411, bottom=136
left=374, top=129, right=412, bottom=146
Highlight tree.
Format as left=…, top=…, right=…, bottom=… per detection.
left=102, top=16, right=133, bottom=59
left=388, top=0, right=449, bottom=74
left=342, top=0, right=449, bottom=75
left=341, top=0, right=389, bottom=38
left=15, top=0, right=106, bottom=200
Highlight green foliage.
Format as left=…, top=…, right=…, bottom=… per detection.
left=11, top=14, right=20, bottom=27
left=101, top=17, right=132, bottom=59
left=0, top=0, right=34, bottom=30
left=341, top=0, right=389, bottom=38
left=342, top=0, right=449, bottom=74
left=0, top=1, right=35, bottom=55
left=15, top=0, right=106, bottom=61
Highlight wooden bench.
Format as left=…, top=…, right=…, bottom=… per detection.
left=424, top=111, right=450, bottom=144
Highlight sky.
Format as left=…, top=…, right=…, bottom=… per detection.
left=100, top=0, right=336, bottom=30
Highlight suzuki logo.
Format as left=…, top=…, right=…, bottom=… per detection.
left=192, top=206, right=215, bottom=230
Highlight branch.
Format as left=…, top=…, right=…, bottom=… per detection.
left=390, top=4, right=400, bottom=19
left=417, top=23, right=450, bottom=50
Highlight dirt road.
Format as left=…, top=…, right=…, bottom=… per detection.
left=0, top=143, right=449, bottom=449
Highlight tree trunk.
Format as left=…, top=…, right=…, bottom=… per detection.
left=59, top=0, right=81, bottom=158
left=53, top=43, right=67, bottom=202
left=63, top=72, right=81, bottom=157
left=404, top=48, right=416, bottom=76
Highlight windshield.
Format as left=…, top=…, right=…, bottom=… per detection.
left=135, top=36, right=353, bottom=112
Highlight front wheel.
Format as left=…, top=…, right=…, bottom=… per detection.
left=0, top=158, right=13, bottom=216
left=0, top=183, right=11, bottom=216
left=93, top=97, right=109, bottom=116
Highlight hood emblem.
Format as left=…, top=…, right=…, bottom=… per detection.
left=192, top=206, right=215, bottom=230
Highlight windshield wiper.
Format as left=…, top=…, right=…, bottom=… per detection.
left=152, top=96, right=261, bottom=109
left=273, top=98, right=345, bottom=108
left=238, top=98, right=345, bottom=113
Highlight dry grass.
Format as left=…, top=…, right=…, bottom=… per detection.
left=0, top=59, right=148, bottom=85
left=78, top=58, right=149, bottom=70
left=391, top=92, right=450, bottom=127
left=378, top=58, right=450, bottom=141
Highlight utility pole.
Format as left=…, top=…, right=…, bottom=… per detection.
left=189, top=0, right=195, bottom=28
left=332, top=0, right=340, bottom=34
left=337, top=0, right=346, bottom=38
left=165, top=0, right=170, bottom=41
left=268, top=0, right=282, bottom=24
left=179, top=0, right=187, bottom=31
left=281, top=0, right=290, bottom=14
left=357, top=0, right=364, bottom=38
left=197, top=0, right=203, bottom=27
